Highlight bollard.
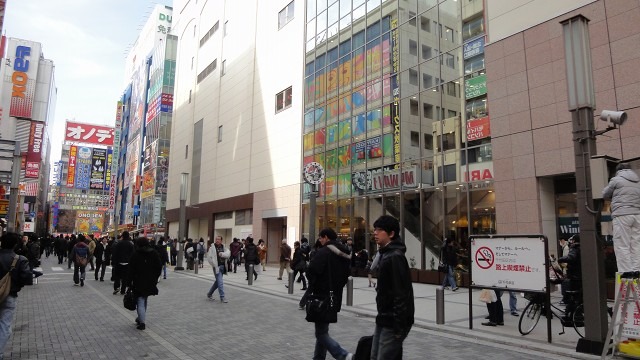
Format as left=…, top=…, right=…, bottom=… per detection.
left=346, top=277, right=353, bottom=306
left=436, top=286, right=445, bottom=324
left=194, top=258, right=199, bottom=274
left=248, top=264, right=254, bottom=285
left=287, top=271, right=294, bottom=294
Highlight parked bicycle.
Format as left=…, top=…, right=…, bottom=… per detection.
left=518, top=290, right=586, bottom=337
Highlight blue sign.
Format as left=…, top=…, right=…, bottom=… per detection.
left=463, top=37, right=485, bottom=60
left=133, top=205, right=140, bottom=216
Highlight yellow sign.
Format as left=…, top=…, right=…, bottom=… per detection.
left=0, top=200, right=8, bottom=215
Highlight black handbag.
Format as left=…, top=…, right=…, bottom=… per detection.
left=123, top=290, right=137, bottom=311
left=438, top=263, right=448, bottom=273
left=305, top=259, right=335, bottom=322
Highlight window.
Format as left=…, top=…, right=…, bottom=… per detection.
left=218, top=125, right=223, bottom=142
left=185, top=144, right=189, bottom=159
left=279, top=1, right=295, bottom=29
left=445, top=83, right=457, bottom=97
left=215, top=211, right=232, bottom=220
left=464, top=55, right=485, bottom=74
left=276, top=86, right=293, bottom=113
left=462, top=16, right=484, bottom=41
left=408, top=11, right=416, bottom=26
left=424, top=133, right=433, bottom=150
left=423, top=74, right=433, bottom=89
left=438, top=132, right=457, bottom=151
left=422, top=45, right=432, bottom=60
left=420, top=16, right=431, bottom=32
left=197, top=59, right=217, bottom=83
left=442, top=53, right=455, bottom=69
left=409, top=40, right=417, bottom=56
left=224, top=20, right=229, bottom=36
left=221, top=60, right=226, bottom=76
left=189, top=90, right=192, bottom=104
left=448, top=110, right=457, bottom=118
left=409, top=69, right=418, bottom=85
left=235, top=209, right=253, bottom=225
left=410, top=99, right=419, bottom=116
left=199, top=21, right=219, bottom=47
left=465, top=97, right=488, bottom=119
left=423, top=103, right=433, bottom=118
left=410, top=131, right=419, bottom=147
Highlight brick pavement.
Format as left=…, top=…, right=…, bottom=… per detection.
left=3, top=256, right=595, bottom=359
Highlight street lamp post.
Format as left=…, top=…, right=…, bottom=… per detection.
left=561, top=15, right=607, bottom=354
left=175, top=172, right=188, bottom=271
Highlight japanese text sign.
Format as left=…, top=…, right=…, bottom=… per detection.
left=65, top=121, right=114, bottom=146
left=614, top=274, right=640, bottom=339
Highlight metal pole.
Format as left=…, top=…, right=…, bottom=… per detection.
left=248, top=264, right=254, bottom=285
left=436, top=286, right=445, bottom=324
left=287, top=270, right=294, bottom=294
left=176, top=199, right=186, bottom=271
left=7, top=141, right=20, bottom=233
left=346, top=277, right=353, bottom=306
left=309, top=184, right=317, bottom=242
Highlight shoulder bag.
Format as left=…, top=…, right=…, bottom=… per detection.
left=123, top=289, right=137, bottom=311
left=305, top=257, right=335, bottom=323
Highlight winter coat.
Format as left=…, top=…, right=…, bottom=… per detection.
left=291, top=247, right=307, bottom=272
left=441, top=241, right=458, bottom=266
left=375, top=239, right=415, bottom=337
left=280, top=243, right=292, bottom=262
left=602, top=168, right=640, bottom=217
left=244, top=243, right=259, bottom=265
left=71, top=242, right=89, bottom=265
left=230, top=241, right=242, bottom=258
left=94, top=243, right=106, bottom=265
left=306, top=240, right=351, bottom=323
left=111, top=239, right=135, bottom=264
left=0, top=249, right=33, bottom=297
left=129, top=246, right=162, bottom=297
left=558, top=243, right=581, bottom=281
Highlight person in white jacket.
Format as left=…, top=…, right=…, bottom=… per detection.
left=206, top=236, right=230, bottom=302
left=602, top=163, right=640, bottom=274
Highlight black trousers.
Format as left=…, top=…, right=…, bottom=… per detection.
left=487, top=290, right=504, bottom=324
left=95, top=261, right=107, bottom=280
left=113, top=264, right=131, bottom=293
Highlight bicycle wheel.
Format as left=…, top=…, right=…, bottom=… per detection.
left=572, top=304, right=585, bottom=338
left=519, top=301, right=543, bottom=335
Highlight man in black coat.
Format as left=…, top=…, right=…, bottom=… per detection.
left=111, top=231, right=135, bottom=295
left=94, top=237, right=109, bottom=281
left=370, top=215, right=414, bottom=360
left=129, top=237, right=162, bottom=330
left=305, top=228, right=352, bottom=360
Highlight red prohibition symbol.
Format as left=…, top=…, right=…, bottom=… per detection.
left=475, top=246, right=494, bottom=269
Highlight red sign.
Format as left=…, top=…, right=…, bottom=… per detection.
left=475, top=247, right=494, bottom=269
left=466, top=116, right=491, bottom=141
left=25, top=121, right=44, bottom=178
left=65, top=121, right=114, bottom=146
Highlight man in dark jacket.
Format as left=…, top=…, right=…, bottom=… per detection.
left=111, top=231, right=135, bottom=295
left=306, top=227, right=352, bottom=360
left=229, top=238, right=242, bottom=273
left=129, top=237, right=162, bottom=330
left=70, top=235, right=90, bottom=286
left=0, top=232, right=33, bottom=356
left=371, top=215, right=414, bottom=360
left=244, top=237, right=259, bottom=281
left=94, top=237, right=109, bottom=281
left=558, top=234, right=582, bottom=318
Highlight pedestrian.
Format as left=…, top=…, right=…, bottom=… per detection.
left=206, top=236, right=230, bottom=303
left=54, top=235, right=66, bottom=264
left=197, top=238, right=206, bottom=268
left=15, top=235, right=42, bottom=279
left=278, top=238, right=291, bottom=280
left=184, top=238, right=195, bottom=270
left=111, top=231, right=135, bottom=295
left=170, top=238, right=178, bottom=266
left=257, top=239, right=267, bottom=271
left=289, top=241, right=307, bottom=290
left=87, top=235, right=96, bottom=271
left=155, top=237, right=169, bottom=279
left=229, top=238, right=242, bottom=273
left=558, top=234, right=582, bottom=318
left=299, top=238, right=323, bottom=310
left=129, top=237, right=163, bottom=331
left=0, top=232, right=33, bottom=358
left=602, top=163, right=640, bottom=275
left=440, top=238, right=459, bottom=291
left=67, top=234, right=77, bottom=269
left=371, top=215, right=414, bottom=360
left=70, top=234, right=90, bottom=287
left=94, top=237, right=109, bottom=281
left=244, top=237, right=259, bottom=281
left=482, top=290, right=504, bottom=327
left=305, top=228, right=352, bottom=360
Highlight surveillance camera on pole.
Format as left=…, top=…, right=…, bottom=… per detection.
left=600, top=110, right=627, bottom=129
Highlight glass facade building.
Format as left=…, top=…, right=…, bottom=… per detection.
left=301, top=0, right=494, bottom=268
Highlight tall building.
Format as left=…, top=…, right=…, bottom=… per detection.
left=0, top=38, right=55, bottom=235
left=165, top=0, right=304, bottom=255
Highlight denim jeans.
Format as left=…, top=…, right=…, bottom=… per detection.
left=162, top=264, right=167, bottom=278
left=136, top=297, right=148, bottom=324
left=370, top=324, right=405, bottom=360
left=313, top=322, right=348, bottom=360
left=441, top=265, right=457, bottom=289
left=73, top=264, right=86, bottom=284
left=509, top=291, right=517, bottom=312
left=0, top=296, right=17, bottom=359
left=207, top=266, right=226, bottom=299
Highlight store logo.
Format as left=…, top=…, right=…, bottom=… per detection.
left=12, top=46, right=31, bottom=99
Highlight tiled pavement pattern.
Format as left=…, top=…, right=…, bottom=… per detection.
left=4, top=256, right=591, bottom=360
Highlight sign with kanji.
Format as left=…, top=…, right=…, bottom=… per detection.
left=65, top=121, right=114, bottom=146
left=470, top=235, right=547, bottom=291
left=614, top=274, right=640, bottom=339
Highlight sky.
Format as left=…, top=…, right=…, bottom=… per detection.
left=3, top=0, right=172, bottom=174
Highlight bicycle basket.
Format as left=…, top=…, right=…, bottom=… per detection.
left=524, top=293, right=545, bottom=303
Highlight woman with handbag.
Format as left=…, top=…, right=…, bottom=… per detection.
left=440, top=238, right=459, bottom=291
left=289, top=241, right=308, bottom=290
left=129, top=237, right=163, bottom=330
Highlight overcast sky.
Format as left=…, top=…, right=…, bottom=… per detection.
left=4, top=0, right=172, bottom=173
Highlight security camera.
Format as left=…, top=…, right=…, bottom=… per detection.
left=600, top=110, right=627, bottom=127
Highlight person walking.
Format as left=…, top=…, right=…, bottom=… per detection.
left=370, top=215, right=415, bottom=360
left=440, top=238, right=459, bottom=291
left=67, top=234, right=77, bottom=269
left=305, top=228, right=352, bottom=360
left=54, top=235, right=67, bottom=264
left=206, top=236, right=230, bottom=303
left=87, top=235, right=96, bottom=271
left=94, top=237, right=109, bottom=281
left=299, top=239, right=323, bottom=310
left=278, top=239, right=291, bottom=280
left=289, top=241, right=307, bottom=290
left=170, top=238, right=178, bottom=266
left=129, top=237, right=162, bottom=331
left=229, top=238, right=242, bottom=273
left=602, top=163, right=640, bottom=274
left=156, top=237, right=169, bottom=279
left=197, top=238, right=206, bottom=268
left=70, top=235, right=90, bottom=287
left=0, top=233, right=33, bottom=359
left=111, top=231, right=135, bottom=295
left=558, top=234, right=582, bottom=318
left=243, top=237, right=259, bottom=281
left=257, top=239, right=267, bottom=271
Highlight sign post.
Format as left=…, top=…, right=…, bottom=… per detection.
left=303, top=162, right=325, bottom=241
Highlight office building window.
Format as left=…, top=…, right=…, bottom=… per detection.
left=279, top=1, right=295, bottom=29
left=197, top=59, right=217, bottom=83
left=218, top=125, right=223, bottom=142
left=422, top=45, right=432, bottom=60
left=424, top=133, right=433, bottom=150
left=410, top=131, right=419, bottom=147
left=420, top=16, right=431, bottom=32
left=224, top=20, right=229, bottom=36
left=409, top=39, right=417, bottom=56
left=409, top=69, right=418, bottom=85
left=189, top=90, right=192, bottom=104
left=199, top=21, right=219, bottom=47
left=221, top=60, right=226, bottom=76
left=276, top=86, right=293, bottom=113
left=463, top=16, right=484, bottom=41
left=410, top=99, right=419, bottom=116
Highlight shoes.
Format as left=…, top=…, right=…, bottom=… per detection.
left=485, top=315, right=490, bottom=319
left=277, top=277, right=282, bottom=280
left=99, top=279, right=104, bottom=282
left=74, top=283, right=79, bottom=287
left=95, top=278, right=98, bottom=281
left=220, top=298, right=228, bottom=303
left=254, top=273, right=258, bottom=280
left=301, top=287, right=308, bottom=290
left=452, top=287, right=459, bottom=291
left=511, top=311, right=519, bottom=317
left=136, top=323, right=146, bottom=330
left=497, top=322, right=504, bottom=326
left=80, top=280, right=84, bottom=287
left=163, top=276, right=166, bottom=279
left=113, top=290, right=119, bottom=295
left=298, top=305, right=305, bottom=310
left=345, top=353, right=353, bottom=360
left=207, top=296, right=214, bottom=301
left=443, top=286, right=450, bottom=290
left=482, top=322, right=497, bottom=326
left=135, top=318, right=140, bottom=325
left=369, top=284, right=372, bottom=287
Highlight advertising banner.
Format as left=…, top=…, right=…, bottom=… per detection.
left=66, top=146, right=77, bottom=188
left=52, top=202, right=59, bottom=228
left=160, top=93, right=173, bottom=113
left=75, top=210, right=104, bottom=233
left=463, top=36, right=485, bottom=60
left=0, top=199, right=8, bottom=215
left=74, top=146, right=92, bottom=190
left=65, top=121, right=114, bottom=146
left=146, top=95, right=160, bottom=124
left=25, top=121, right=44, bottom=178
left=104, top=148, right=112, bottom=191
left=465, top=74, right=487, bottom=100
left=90, top=148, right=106, bottom=190
left=466, top=116, right=491, bottom=141
left=352, top=165, right=418, bottom=193
left=141, top=169, right=155, bottom=199
left=462, top=161, right=494, bottom=182
left=8, top=40, right=41, bottom=119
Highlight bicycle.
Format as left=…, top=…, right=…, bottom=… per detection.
left=518, top=290, right=586, bottom=337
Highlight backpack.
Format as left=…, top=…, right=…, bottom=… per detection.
left=0, top=255, right=19, bottom=304
left=197, top=243, right=205, bottom=255
left=74, top=246, right=89, bottom=267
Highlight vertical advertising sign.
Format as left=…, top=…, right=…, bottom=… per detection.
left=104, top=148, right=112, bottom=191
left=390, top=18, right=400, bottom=168
left=74, top=146, right=92, bottom=190
left=109, top=102, right=122, bottom=211
left=25, top=121, right=44, bottom=178
left=0, top=2, right=6, bottom=55
left=66, top=146, right=77, bottom=188
left=9, top=40, right=41, bottom=119
left=90, top=148, right=107, bottom=189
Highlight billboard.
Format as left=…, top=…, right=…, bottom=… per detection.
left=90, top=148, right=107, bottom=190
left=65, top=121, right=114, bottom=146
left=66, top=146, right=77, bottom=188
left=466, top=116, right=491, bottom=141
left=75, top=210, right=105, bottom=233
left=25, top=121, right=44, bottom=178
left=74, top=146, right=92, bottom=190
left=104, top=148, right=112, bottom=191
left=8, top=39, right=41, bottom=119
